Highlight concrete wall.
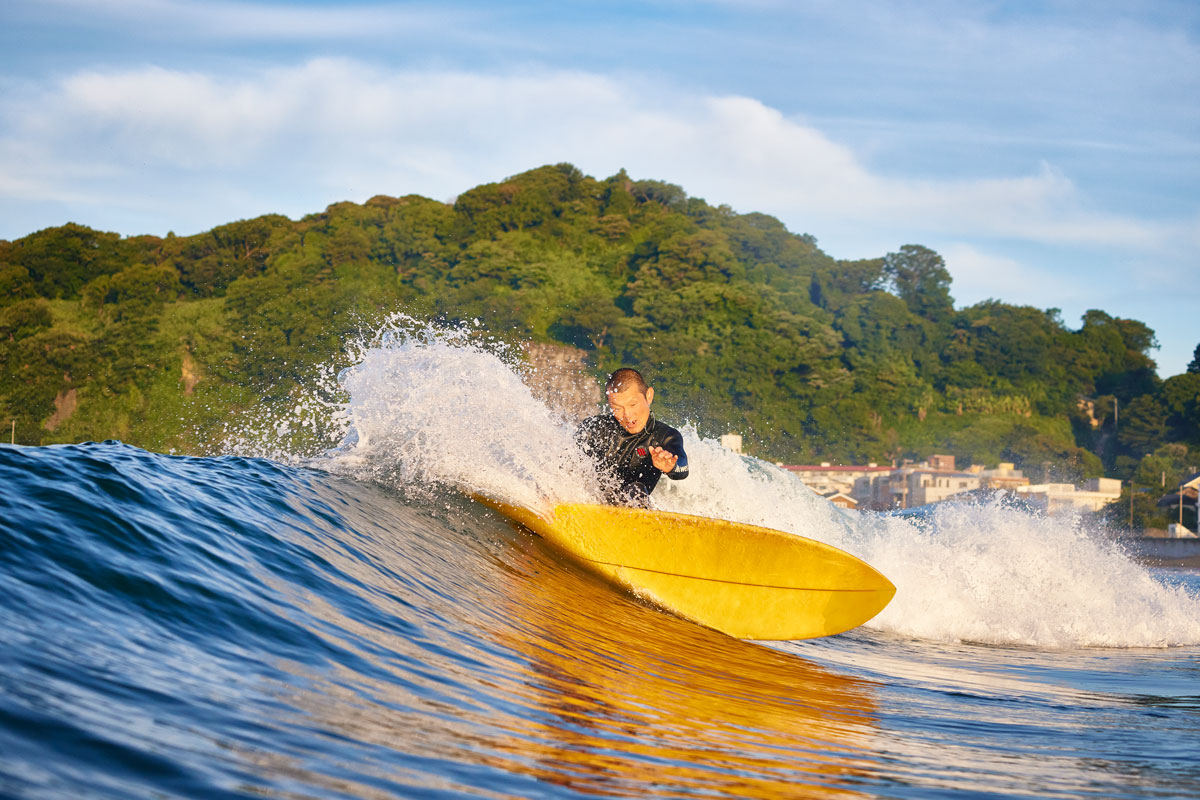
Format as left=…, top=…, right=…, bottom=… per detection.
left=1125, top=537, right=1200, bottom=567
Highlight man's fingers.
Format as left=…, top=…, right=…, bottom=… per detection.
left=649, top=447, right=677, bottom=471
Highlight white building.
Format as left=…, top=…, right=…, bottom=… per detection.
left=875, top=455, right=981, bottom=509
left=786, top=454, right=1123, bottom=515
left=782, top=462, right=892, bottom=500
left=972, top=462, right=1030, bottom=490
left=1015, top=478, right=1121, bottom=515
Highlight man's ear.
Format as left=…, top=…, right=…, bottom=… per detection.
left=645, top=387, right=654, bottom=405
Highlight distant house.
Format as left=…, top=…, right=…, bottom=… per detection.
left=878, top=455, right=982, bottom=509
left=719, top=434, right=743, bottom=453
left=785, top=455, right=1124, bottom=515
left=822, top=490, right=858, bottom=510
left=787, top=455, right=986, bottom=510
left=1155, top=472, right=1199, bottom=534
left=781, top=462, right=892, bottom=503
left=1016, top=478, right=1121, bottom=515
left=973, top=462, right=1030, bottom=491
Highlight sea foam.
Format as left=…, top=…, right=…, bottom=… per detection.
left=257, top=318, right=1200, bottom=649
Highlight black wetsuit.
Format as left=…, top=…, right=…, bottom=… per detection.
left=575, top=413, right=689, bottom=505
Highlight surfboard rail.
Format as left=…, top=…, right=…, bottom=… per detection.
left=474, top=496, right=895, bottom=641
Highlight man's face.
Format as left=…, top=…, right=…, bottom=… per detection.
left=607, top=386, right=654, bottom=434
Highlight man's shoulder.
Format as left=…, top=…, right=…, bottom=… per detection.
left=648, top=417, right=683, bottom=439
left=576, top=413, right=621, bottom=441
left=579, top=413, right=618, bottom=431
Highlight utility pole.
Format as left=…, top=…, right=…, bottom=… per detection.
left=9, top=420, right=13, bottom=445
left=1129, top=485, right=1134, bottom=530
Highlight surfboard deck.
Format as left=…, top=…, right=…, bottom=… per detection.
left=474, top=496, right=895, bottom=641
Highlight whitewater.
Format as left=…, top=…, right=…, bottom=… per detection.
left=2, top=319, right=1198, bottom=799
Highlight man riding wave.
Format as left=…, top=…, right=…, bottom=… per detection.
left=575, top=368, right=689, bottom=506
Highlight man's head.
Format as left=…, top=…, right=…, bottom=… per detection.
left=605, top=368, right=654, bottom=434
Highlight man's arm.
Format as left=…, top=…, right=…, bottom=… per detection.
left=650, top=428, right=688, bottom=480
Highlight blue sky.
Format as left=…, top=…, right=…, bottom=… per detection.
left=2, top=0, right=1197, bottom=375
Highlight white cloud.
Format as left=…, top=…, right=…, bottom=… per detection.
left=938, top=243, right=1083, bottom=308
left=0, top=59, right=1188, bottom=260
left=37, top=0, right=469, bottom=41
left=1, top=57, right=1194, bottom=373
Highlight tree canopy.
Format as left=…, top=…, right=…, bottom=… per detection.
left=1, top=163, right=1194, bottom=492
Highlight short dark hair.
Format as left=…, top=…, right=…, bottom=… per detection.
left=605, top=367, right=647, bottom=395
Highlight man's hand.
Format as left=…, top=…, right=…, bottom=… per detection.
left=649, top=446, right=678, bottom=473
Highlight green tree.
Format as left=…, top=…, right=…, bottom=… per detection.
left=809, top=257, right=886, bottom=312
left=0, top=326, right=90, bottom=439
left=0, top=162, right=1187, bottom=467
left=1160, top=372, right=1200, bottom=446
left=1131, top=443, right=1195, bottom=489
left=949, top=302, right=1072, bottom=413
left=1118, top=394, right=1169, bottom=458
left=372, top=195, right=457, bottom=284
left=453, top=163, right=592, bottom=240
left=629, top=178, right=688, bottom=209
left=0, top=298, right=53, bottom=340
left=1079, top=310, right=1159, bottom=401
left=222, top=254, right=367, bottom=392
left=163, top=215, right=291, bottom=296
left=83, top=262, right=182, bottom=323
left=882, top=244, right=954, bottom=322
left=1101, top=486, right=1169, bottom=533
left=0, top=262, right=35, bottom=305
left=6, top=224, right=153, bottom=300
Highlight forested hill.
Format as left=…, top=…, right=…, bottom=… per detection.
left=2, top=163, right=1198, bottom=497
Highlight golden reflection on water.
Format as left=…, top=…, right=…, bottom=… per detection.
left=253, top=497, right=884, bottom=798
left=474, top=528, right=882, bottom=798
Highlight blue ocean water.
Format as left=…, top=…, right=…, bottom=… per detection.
left=3, top=332, right=1199, bottom=799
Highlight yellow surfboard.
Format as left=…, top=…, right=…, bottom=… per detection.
left=475, top=496, right=895, bottom=641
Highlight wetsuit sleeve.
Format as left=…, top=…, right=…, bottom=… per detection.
left=661, top=427, right=689, bottom=481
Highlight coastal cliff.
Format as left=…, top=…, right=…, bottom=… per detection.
left=520, top=342, right=600, bottom=422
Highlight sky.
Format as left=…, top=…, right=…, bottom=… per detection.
left=1, top=0, right=1197, bottom=375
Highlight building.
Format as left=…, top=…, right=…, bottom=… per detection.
left=1015, top=478, right=1121, bottom=515
left=972, top=462, right=1030, bottom=491
left=788, top=455, right=985, bottom=510
left=821, top=491, right=858, bottom=510
left=786, top=454, right=1123, bottom=515
left=719, top=434, right=743, bottom=453
left=872, top=455, right=982, bottom=509
left=781, top=462, right=892, bottom=500
left=1155, top=472, right=1199, bottom=534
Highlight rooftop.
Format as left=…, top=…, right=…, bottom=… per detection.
left=783, top=464, right=891, bottom=472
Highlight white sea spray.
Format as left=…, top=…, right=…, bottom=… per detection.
left=315, top=316, right=597, bottom=509
left=854, top=501, right=1200, bottom=648
left=234, top=317, right=1200, bottom=649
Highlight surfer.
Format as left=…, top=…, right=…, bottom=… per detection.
left=575, top=368, right=689, bottom=506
